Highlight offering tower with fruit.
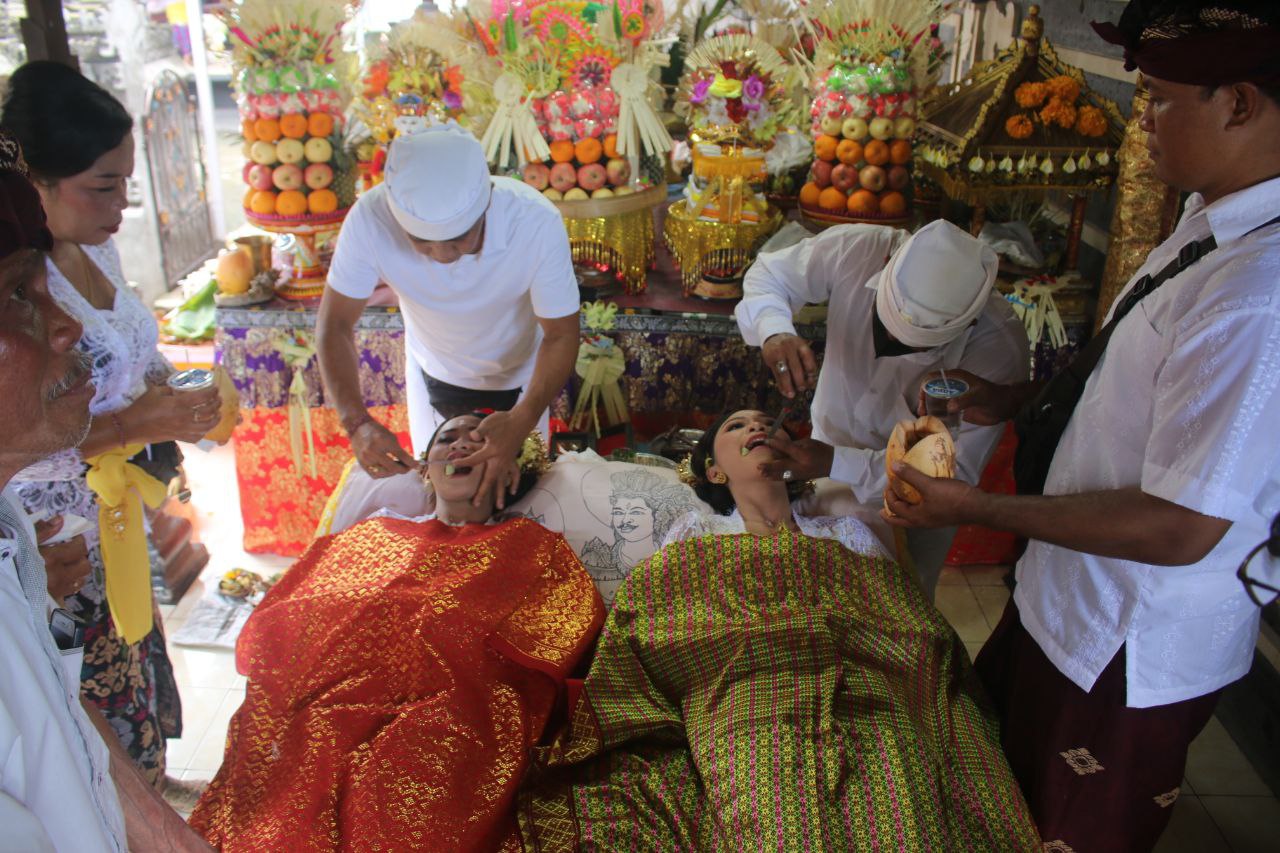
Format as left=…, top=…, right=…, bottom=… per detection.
left=664, top=34, right=791, bottom=299
left=798, top=0, right=944, bottom=226
left=353, top=15, right=468, bottom=192
left=447, top=0, right=672, bottom=293
left=224, top=0, right=357, bottom=299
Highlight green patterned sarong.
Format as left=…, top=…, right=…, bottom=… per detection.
left=517, top=530, right=1041, bottom=852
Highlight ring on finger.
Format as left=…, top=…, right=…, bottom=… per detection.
left=775, top=361, right=789, bottom=374
left=782, top=470, right=793, bottom=481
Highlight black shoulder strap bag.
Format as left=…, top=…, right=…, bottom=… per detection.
left=1013, top=212, right=1280, bottom=496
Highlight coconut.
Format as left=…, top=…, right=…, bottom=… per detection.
left=215, top=249, right=254, bottom=295
left=884, top=416, right=956, bottom=510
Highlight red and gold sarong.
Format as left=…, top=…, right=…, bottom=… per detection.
left=190, top=517, right=604, bottom=851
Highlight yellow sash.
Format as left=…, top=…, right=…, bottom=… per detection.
left=85, top=445, right=168, bottom=644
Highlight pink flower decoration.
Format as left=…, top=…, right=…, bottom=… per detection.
left=690, top=78, right=712, bottom=105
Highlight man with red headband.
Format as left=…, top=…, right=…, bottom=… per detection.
left=0, top=132, right=209, bottom=851
left=882, top=1, right=1280, bottom=849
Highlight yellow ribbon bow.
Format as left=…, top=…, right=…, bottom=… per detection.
left=85, top=444, right=168, bottom=644
left=571, top=303, right=628, bottom=435
left=272, top=331, right=318, bottom=478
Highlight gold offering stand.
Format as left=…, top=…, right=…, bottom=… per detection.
left=553, top=183, right=667, bottom=296
left=664, top=129, right=783, bottom=299
left=244, top=208, right=350, bottom=300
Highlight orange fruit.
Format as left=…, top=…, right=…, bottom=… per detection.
left=249, top=190, right=277, bottom=215
left=602, top=134, right=619, bottom=159
left=279, top=113, right=308, bottom=139
left=879, top=190, right=907, bottom=218
left=863, top=139, right=890, bottom=166
left=846, top=189, right=880, bottom=216
left=817, top=186, right=847, bottom=212
left=241, top=119, right=258, bottom=142
left=889, top=139, right=912, bottom=165
left=836, top=139, right=864, bottom=166
left=307, top=112, right=334, bottom=138
left=798, top=181, right=822, bottom=208
left=574, top=137, right=603, bottom=164
left=275, top=190, right=308, bottom=217
left=242, top=187, right=256, bottom=209
left=814, top=134, right=839, bottom=162
left=254, top=118, right=282, bottom=142
left=549, top=140, right=575, bottom=163
left=307, top=188, right=339, bottom=215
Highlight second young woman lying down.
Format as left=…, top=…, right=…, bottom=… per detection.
left=516, top=410, right=1040, bottom=850
left=190, top=413, right=604, bottom=851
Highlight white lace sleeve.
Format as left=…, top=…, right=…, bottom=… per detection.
left=145, top=349, right=174, bottom=384
left=660, top=511, right=711, bottom=548
left=11, top=448, right=85, bottom=483
left=794, top=513, right=894, bottom=561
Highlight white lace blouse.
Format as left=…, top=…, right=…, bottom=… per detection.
left=661, top=508, right=894, bottom=561
left=13, top=241, right=172, bottom=547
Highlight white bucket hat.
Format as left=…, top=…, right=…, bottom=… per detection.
left=870, top=219, right=999, bottom=349
left=384, top=122, right=491, bottom=241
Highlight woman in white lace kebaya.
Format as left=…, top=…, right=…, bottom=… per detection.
left=664, top=409, right=894, bottom=558
left=2, top=61, right=222, bottom=785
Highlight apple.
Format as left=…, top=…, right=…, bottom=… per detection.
left=605, top=157, right=630, bottom=186
left=304, top=137, right=333, bottom=163
left=241, top=162, right=254, bottom=184
left=241, top=141, right=254, bottom=159
left=250, top=140, right=279, bottom=165
left=830, top=163, right=858, bottom=192
left=304, top=162, right=334, bottom=190
left=811, top=160, right=833, bottom=189
left=549, top=162, right=577, bottom=193
left=893, top=117, right=916, bottom=139
left=887, top=165, right=910, bottom=190
left=841, top=117, right=869, bottom=141
left=577, top=163, right=607, bottom=192
left=522, top=162, right=550, bottom=190
left=820, top=115, right=844, bottom=136
left=248, top=164, right=275, bottom=191
left=858, top=165, right=887, bottom=192
left=272, top=163, right=304, bottom=191
left=613, top=185, right=635, bottom=196
left=275, top=138, right=305, bottom=165
left=563, top=187, right=589, bottom=201
left=591, top=187, right=615, bottom=199
left=869, top=117, right=894, bottom=141
left=542, top=188, right=564, bottom=201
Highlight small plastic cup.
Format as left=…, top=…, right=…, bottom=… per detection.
left=922, top=376, right=969, bottom=436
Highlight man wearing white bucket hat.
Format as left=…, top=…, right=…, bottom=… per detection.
left=736, top=219, right=1029, bottom=595
left=318, top=123, right=579, bottom=506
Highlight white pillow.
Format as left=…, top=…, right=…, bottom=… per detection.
left=503, top=451, right=711, bottom=606
left=315, top=452, right=711, bottom=606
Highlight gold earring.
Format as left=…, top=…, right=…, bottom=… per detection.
left=708, top=469, right=727, bottom=485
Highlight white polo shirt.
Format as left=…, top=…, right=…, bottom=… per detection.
left=328, top=176, right=579, bottom=385
left=0, top=489, right=125, bottom=851
left=1015, top=177, right=1280, bottom=708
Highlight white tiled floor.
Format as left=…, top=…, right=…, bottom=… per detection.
left=163, top=440, right=1279, bottom=848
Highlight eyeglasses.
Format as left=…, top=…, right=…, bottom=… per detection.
left=1236, top=514, right=1280, bottom=608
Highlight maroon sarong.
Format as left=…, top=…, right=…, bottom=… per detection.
left=976, top=600, right=1222, bottom=853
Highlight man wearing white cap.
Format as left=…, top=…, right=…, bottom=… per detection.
left=736, top=220, right=1029, bottom=594
left=318, top=124, right=579, bottom=503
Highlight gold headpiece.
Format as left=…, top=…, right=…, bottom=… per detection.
left=676, top=454, right=699, bottom=487
left=518, top=432, right=551, bottom=477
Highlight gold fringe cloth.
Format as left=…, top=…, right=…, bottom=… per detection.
left=663, top=202, right=783, bottom=295
left=563, top=209, right=655, bottom=295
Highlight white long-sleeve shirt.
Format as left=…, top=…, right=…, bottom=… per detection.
left=1016, top=177, right=1280, bottom=708
left=0, top=489, right=125, bottom=851
left=737, top=224, right=1030, bottom=504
